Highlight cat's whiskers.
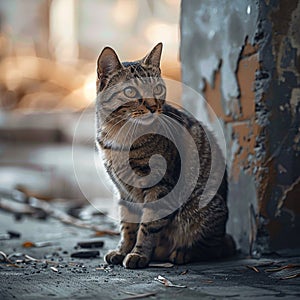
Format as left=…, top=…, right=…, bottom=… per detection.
left=116, top=116, right=137, bottom=153
left=164, top=113, right=195, bottom=143
left=101, top=116, right=129, bottom=146
left=163, top=111, right=185, bottom=123
left=162, top=114, right=182, bottom=133
left=158, top=116, right=177, bottom=146
left=98, top=111, right=127, bottom=128
left=129, top=117, right=139, bottom=147
left=101, top=116, right=127, bottom=139
left=162, top=113, right=190, bottom=142
left=157, top=117, right=171, bottom=139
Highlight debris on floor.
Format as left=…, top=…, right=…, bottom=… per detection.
left=154, top=275, right=187, bottom=288
left=0, top=203, right=299, bottom=299
left=77, top=240, right=105, bottom=249
left=70, top=251, right=100, bottom=259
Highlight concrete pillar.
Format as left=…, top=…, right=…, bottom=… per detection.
left=180, top=0, right=300, bottom=255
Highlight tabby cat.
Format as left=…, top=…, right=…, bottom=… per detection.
left=96, top=43, right=235, bottom=269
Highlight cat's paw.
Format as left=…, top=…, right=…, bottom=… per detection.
left=104, top=250, right=125, bottom=265
left=169, top=249, right=191, bottom=265
left=123, top=253, right=149, bottom=269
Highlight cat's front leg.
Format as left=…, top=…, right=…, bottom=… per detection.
left=105, top=221, right=138, bottom=265
left=123, top=187, right=171, bottom=269
left=105, top=205, right=139, bottom=265
left=123, top=210, right=169, bottom=269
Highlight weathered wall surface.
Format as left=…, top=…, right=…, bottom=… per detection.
left=180, top=0, right=300, bottom=254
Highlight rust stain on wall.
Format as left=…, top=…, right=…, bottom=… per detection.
left=204, top=43, right=260, bottom=181
left=236, top=53, right=259, bottom=120
left=230, top=122, right=260, bottom=181
left=203, top=68, right=231, bottom=122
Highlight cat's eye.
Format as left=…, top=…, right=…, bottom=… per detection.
left=124, top=86, right=139, bottom=98
left=153, top=84, right=165, bottom=96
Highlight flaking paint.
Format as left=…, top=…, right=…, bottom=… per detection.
left=180, top=0, right=300, bottom=254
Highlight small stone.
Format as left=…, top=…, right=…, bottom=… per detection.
left=77, top=240, right=104, bottom=249
left=70, top=251, right=100, bottom=259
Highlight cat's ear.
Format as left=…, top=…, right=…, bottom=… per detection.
left=142, top=43, right=163, bottom=68
left=97, top=47, right=123, bottom=79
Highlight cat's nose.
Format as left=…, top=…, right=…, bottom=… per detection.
left=144, top=98, right=157, bottom=113
left=146, top=104, right=157, bottom=113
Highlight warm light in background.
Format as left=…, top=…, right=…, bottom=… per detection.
left=49, top=0, right=78, bottom=63
left=112, top=0, right=138, bottom=26
left=83, top=72, right=97, bottom=102
left=145, top=21, right=178, bottom=45
left=0, top=0, right=181, bottom=111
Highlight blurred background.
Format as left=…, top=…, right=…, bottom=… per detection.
left=0, top=0, right=180, bottom=204
left=0, top=0, right=180, bottom=112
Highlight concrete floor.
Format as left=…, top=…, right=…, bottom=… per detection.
left=0, top=210, right=300, bottom=300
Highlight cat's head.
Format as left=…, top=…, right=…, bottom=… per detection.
left=96, top=43, right=166, bottom=124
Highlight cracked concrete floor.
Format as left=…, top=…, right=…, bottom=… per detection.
left=0, top=210, right=300, bottom=300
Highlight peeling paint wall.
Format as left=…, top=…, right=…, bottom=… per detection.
left=257, top=0, right=300, bottom=253
left=180, top=0, right=300, bottom=254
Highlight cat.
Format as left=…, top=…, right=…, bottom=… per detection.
left=95, top=43, right=235, bottom=269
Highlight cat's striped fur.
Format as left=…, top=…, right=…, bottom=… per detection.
left=96, top=43, right=235, bottom=268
